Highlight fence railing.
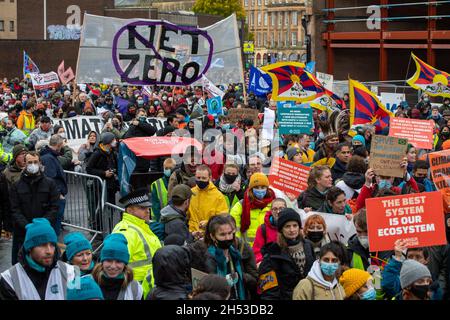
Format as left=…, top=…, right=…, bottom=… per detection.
left=62, top=170, right=107, bottom=243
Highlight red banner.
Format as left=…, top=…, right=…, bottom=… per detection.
left=389, top=117, right=434, bottom=149
left=366, top=191, right=447, bottom=252
left=123, top=136, right=203, bottom=160
left=268, top=157, right=311, bottom=198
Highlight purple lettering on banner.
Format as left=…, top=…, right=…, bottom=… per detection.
left=112, top=20, right=214, bottom=86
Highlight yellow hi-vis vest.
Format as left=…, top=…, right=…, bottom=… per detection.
left=150, top=178, right=168, bottom=221
left=112, top=213, right=162, bottom=285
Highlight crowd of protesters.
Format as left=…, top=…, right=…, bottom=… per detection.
left=0, top=75, right=449, bottom=300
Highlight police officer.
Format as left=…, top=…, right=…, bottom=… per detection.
left=112, top=188, right=162, bottom=299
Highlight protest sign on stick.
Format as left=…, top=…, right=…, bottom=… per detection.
left=389, top=118, right=434, bottom=150
left=369, top=135, right=408, bottom=178
left=366, top=191, right=447, bottom=252
left=269, top=157, right=311, bottom=199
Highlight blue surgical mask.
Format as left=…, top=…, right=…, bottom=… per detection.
left=164, top=169, right=172, bottom=177
left=184, top=115, right=190, bottom=123
left=378, top=179, right=392, bottom=189
left=222, top=124, right=230, bottom=130
left=137, top=100, right=144, bottom=106
left=154, top=100, right=160, bottom=106
left=360, top=287, right=376, bottom=300
left=320, top=262, right=339, bottom=276
left=253, top=188, right=267, bottom=199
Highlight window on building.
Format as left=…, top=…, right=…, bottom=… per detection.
left=258, top=12, right=261, bottom=26
left=270, top=35, right=274, bottom=47
left=258, top=33, right=261, bottom=47
left=271, top=12, right=275, bottom=26
left=278, top=31, right=282, bottom=47
left=292, top=32, right=297, bottom=46
left=292, top=11, right=298, bottom=25
left=250, top=12, right=254, bottom=25
left=285, top=12, right=289, bottom=25
left=278, top=12, right=282, bottom=26
left=285, top=33, right=288, bottom=47
left=245, top=0, right=248, bottom=7
left=258, top=0, right=262, bottom=5
left=264, top=33, right=267, bottom=46
left=0, top=21, right=4, bottom=32
left=264, top=12, right=268, bottom=26
left=265, top=0, right=269, bottom=5
left=252, top=0, right=255, bottom=5
left=9, top=21, right=14, bottom=32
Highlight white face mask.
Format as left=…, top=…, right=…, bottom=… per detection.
left=111, top=141, right=117, bottom=148
left=358, top=236, right=369, bottom=249
left=59, top=133, right=66, bottom=139
left=27, top=163, right=40, bottom=174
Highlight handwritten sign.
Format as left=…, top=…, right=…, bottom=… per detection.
left=366, top=192, right=447, bottom=252
left=191, top=268, right=208, bottom=290
left=369, top=135, right=408, bottom=178
left=389, top=118, right=434, bottom=150
left=226, top=108, right=260, bottom=125
left=269, top=157, right=311, bottom=198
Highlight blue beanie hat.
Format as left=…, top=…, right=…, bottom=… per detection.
left=24, top=218, right=57, bottom=252
left=352, top=135, right=366, bottom=147
left=63, top=232, right=93, bottom=262
left=100, top=233, right=130, bottom=264
left=67, top=276, right=104, bottom=300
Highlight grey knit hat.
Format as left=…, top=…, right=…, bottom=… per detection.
left=400, top=259, right=432, bottom=289
left=100, top=132, right=115, bottom=145
left=285, top=147, right=302, bottom=161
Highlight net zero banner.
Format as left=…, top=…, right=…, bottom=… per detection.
left=76, top=13, right=243, bottom=86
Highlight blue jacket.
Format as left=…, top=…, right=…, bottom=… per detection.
left=381, top=257, right=443, bottom=300
left=40, top=146, right=67, bottom=196
left=398, top=178, right=436, bottom=192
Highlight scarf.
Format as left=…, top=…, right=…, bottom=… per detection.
left=218, top=174, right=242, bottom=194
left=241, top=188, right=275, bottom=233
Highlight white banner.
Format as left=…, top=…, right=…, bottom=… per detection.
left=76, top=14, right=243, bottom=86
left=51, top=116, right=104, bottom=151
left=30, top=72, right=60, bottom=90
left=380, top=92, right=405, bottom=113
left=201, top=75, right=225, bottom=99
left=316, top=72, right=334, bottom=92
left=300, top=211, right=357, bottom=245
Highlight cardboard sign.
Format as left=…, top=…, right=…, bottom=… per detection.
left=388, top=118, right=434, bottom=150
left=268, top=157, right=311, bottom=198
left=366, top=192, right=447, bottom=252
left=277, top=101, right=314, bottom=135
left=428, top=149, right=450, bottom=212
left=369, top=135, right=408, bottom=178
left=299, top=211, right=357, bottom=245
left=226, top=108, right=260, bottom=124
left=191, top=268, right=208, bottom=290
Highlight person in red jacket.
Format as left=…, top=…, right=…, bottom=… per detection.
left=356, top=157, right=419, bottom=211
left=253, top=198, right=287, bottom=267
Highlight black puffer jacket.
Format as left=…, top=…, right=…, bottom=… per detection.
left=297, top=187, right=327, bottom=211
left=258, top=240, right=315, bottom=300
left=10, top=172, right=60, bottom=239
left=86, top=146, right=118, bottom=191
left=148, top=245, right=191, bottom=300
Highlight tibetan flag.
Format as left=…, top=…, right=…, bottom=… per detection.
left=248, top=65, right=272, bottom=96
left=349, top=79, right=394, bottom=132
left=407, top=53, right=450, bottom=98
left=308, top=72, right=344, bottom=112
left=261, top=62, right=325, bottom=103
left=23, top=51, right=40, bottom=79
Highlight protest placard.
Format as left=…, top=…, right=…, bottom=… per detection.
left=366, top=191, right=447, bottom=252
left=191, top=268, right=208, bottom=290
left=316, top=72, right=334, bottom=92
left=369, top=135, right=408, bottom=178
left=76, top=14, right=243, bottom=86
left=30, top=72, right=60, bottom=90
left=428, top=149, right=450, bottom=212
left=269, top=157, right=311, bottom=198
left=277, top=101, right=314, bottom=135
left=299, top=211, right=356, bottom=245
left=388, top=117, right=434, bottom=149
left=226, top=108, right=260, bottom=125
left=206, top=96, right=223, bottom=117
left=381, top=92, right=405, bottom=113
left=52, top=116, right=103, bottom=151
left=262, top=107, right=275, bottom=140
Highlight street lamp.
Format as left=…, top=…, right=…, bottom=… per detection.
left=301, top=14, right=311, bottom=63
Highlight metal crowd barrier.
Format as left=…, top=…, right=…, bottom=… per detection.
left=62, top=170, right=107, bottom=243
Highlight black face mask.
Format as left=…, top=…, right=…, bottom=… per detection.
left=414, top=176, right=425, bottom=184
left=188, top=127, right=195, bottom=134
left=410, top=284, right=431, bottom=300
left=307, top=231, right=324, bottom=243
left=224, top=174, right=238, bottom=184
left=196, top=180, right=209, bottom=190
left=216, top=239, right=233, bottom=250
left=442, top=131, right=450, bottom=138
left=286, top=238, right=300, bottom=246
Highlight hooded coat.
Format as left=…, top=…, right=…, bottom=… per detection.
left=252, top=211, right=279, bottom=264
left=160, top=205, right=193, bottom=243
left=297, top=187, right=327, bottom=211
left=335, top=172, right=365, bottom=200
left=292, top=260, right=345, bottom=300
left=147, top=245, right=192, bottom=300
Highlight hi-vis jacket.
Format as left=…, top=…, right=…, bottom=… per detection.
left=112, top=213, right=162, bottom=288
left=0, top=261, right=78, bottom=300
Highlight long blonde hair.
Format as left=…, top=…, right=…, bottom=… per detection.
left=91, top=262, right=134, bottom=290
